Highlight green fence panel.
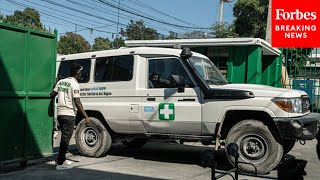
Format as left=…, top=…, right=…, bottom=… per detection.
left=0, top=26, right=27, bottom=96
left=262, top=56, right=273, bottom=86
left=247, top=46, right=262, bottom=84
left=191, top=45, right=278, bottom=86
left=0, top=22, right=56, bottom=164
left=25, top=98, right=54, bottom=158
left=28, top=32, right=56, bottom=97
left=262, top=55, right=281, bottom=87
left=274, top=56, right=282, bottom=87
left=226, top=47, right=234, bottom=82
left=228, top=46, right=248, bottom=83
left=0, top=98, right=25, bottom=162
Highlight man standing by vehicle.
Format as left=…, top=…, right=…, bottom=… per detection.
left=50, top=63, right=90, bottom=170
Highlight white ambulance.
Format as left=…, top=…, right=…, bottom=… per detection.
left=56, top=47, right=319, bottom=174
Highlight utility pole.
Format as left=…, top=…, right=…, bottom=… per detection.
left=218, top=0, right=224, bottom=26
left=218, top=0, right=232, bottom=26
left=74, top=24, right=77, bottom=52
left=116, top=0, right=121, bottom=36
left=74, top=24, right=77, bottom=35
left=265, top=0, right=272, bottom=43
left=116, top=0, right=121, bottom=48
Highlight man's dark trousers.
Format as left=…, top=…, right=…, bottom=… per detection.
left=57, top=115, right=76, bottom=165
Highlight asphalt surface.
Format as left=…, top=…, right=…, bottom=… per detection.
left=0, top=131, right=319, bottom=180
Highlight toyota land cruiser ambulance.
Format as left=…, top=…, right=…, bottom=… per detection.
left=56, top=47, right=320, bottom=174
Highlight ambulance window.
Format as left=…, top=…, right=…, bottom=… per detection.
left=148, top=58, right=195, bottom=89
left=94, top=55, right=133, bottom=82
left=57, top=59, right=91, bottom=83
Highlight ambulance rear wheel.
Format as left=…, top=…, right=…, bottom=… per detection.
left=75, top=117, right=112, bottom=157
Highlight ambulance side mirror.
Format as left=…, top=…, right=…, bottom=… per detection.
left=171, top=75, right=185, bottom=93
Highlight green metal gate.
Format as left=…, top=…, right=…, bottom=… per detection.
left=281, top=48, right=320, bottom=113
left=0, top=22, right=57, bottom=165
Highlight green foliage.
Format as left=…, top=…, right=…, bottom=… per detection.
left=180, top=30, right=209, bottom=39
left=125, top=20, right=159, bottom=40
left=212, top=22, right=238, bottom=38
left=0, top=13, right=4, bottom=22
left=175, top=23, right=238, bottom=39
left=58, top=32, right=91, bottom=55
left=162, top=31, right=179, bottom=39
left=112, top=37, right=125, bottom=49
left=3, top=8, right=46, bottom=31
left=92, top=37, right=112, bottom=51
left=233, top=0, right=268, bottom=39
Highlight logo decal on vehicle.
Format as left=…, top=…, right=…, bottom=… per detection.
left=144, top=106, right=155, bottom=113
left=159, top=103, right=175, bottom=120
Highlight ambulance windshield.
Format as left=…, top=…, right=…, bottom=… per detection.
left=188, top=56, right=228, bottom=85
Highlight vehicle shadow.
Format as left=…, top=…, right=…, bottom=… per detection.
left=67, top=142, right=308, bottom=179
left=71, top=141, right=234, bottom=171
left=0, top=163, right=164, bottom=180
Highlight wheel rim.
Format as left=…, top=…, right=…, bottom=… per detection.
left=239, top=134, right=268, bottom=163
left=82, top=127, right=99, bottom=149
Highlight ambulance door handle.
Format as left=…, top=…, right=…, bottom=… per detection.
left=178, top=98, right=195, bottom=101
left=147, top=98, right=156, bottom=101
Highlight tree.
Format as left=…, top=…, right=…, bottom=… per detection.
left=212, top=22, right=238, bottom=38
left=180, top=30, right=209, bottom=39
left=162, top=31, right=179, bottom=39
left=58, top=32, right=91, bottom=55
left=0, top=13, right=4, bottom=22
left=3, top=8, right=45, bottom=31
left=233, top=0, right=268, bottom=39
left=92, top=37, right=112, bottom=51
left=112, top=37, right=125, bottom=49
left=125, top=20, right=159, bottom=40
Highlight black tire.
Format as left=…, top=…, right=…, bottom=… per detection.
left=316, top=131, right=320, bottom=160
left=122, top=138, right=148, bottom=148
left=282, top=140, right=296, bottom=154
left=225, top=120, right=283, bottom=174
left=75, top=117, right=112, bottom=157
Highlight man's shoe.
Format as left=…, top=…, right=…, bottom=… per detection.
left=56, top=160, right=73, bottom=170
left=53, top=132, right=58, bottom=139
left=55, top=160, right=72, bottom=165
left=64, top=160, right=72, bottom=165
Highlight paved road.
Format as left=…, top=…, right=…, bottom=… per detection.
left=0, top=133, right=319, bottom=180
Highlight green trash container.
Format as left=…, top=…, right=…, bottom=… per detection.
left=0, top=22, right=57, bottom=165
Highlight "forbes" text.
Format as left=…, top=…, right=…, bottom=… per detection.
left=275, top=9, right=316, bottom=20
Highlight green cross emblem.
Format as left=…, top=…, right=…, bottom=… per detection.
left=159, top=103, right=175, bottom=120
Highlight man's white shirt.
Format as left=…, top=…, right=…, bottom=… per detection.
left=54, top=77, right=80, bottom=117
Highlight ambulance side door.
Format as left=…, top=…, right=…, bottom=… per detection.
left=141, top=57, right=202, bottom=135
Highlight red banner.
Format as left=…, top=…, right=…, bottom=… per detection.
left=272, top=0, right=320, bottom=47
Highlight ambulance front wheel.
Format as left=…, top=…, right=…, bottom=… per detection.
left=225, top=120, right=283, bottom=174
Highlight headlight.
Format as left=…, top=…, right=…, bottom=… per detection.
left=272, top=97, right=302, bottom=113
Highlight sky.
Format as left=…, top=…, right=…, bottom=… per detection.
left=0, top=0, right=236, bottom=44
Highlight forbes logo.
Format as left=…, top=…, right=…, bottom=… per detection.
left=275, top=9, right=317, bottom=20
